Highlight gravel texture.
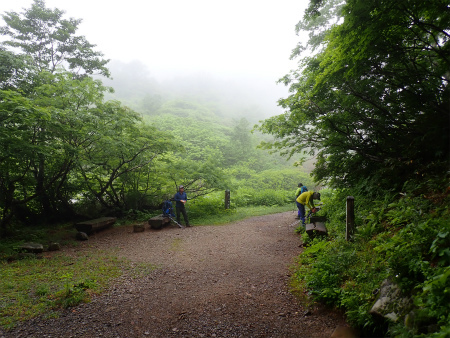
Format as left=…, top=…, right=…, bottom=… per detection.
left=1, top=211, right=348, bottom=337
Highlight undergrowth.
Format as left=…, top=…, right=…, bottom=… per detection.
left=291, top=177, right=450, bottom=337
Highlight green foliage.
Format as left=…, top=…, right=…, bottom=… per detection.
left=233, top=188, right=291, bottom=207
left=0, top=0, right=109, bottom=78
left=0, top=47, right=35, bottom=91
left=0, top=74, right=179, bottom=231
left=291, top=176, right=450, bottom=336
left=191, top=203, right=293, bottom=226
left=227, top=167, right=314, bottom=191
left=257, top=0, right=449, bottom=192
left=0, top=1, right=187, bottom=231
left=185, top=191, right=231, bottom=219
left=55, top=274, right=97, bottom=308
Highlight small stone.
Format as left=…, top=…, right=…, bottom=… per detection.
left=330, top=326, right=359, bottom=338
left=76, top=232, right=89, bottom=241
left=133, top=224, right=145, bottom=233
left=47, top=242, right=61, bottom=251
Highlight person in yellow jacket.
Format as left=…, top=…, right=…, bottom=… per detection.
left=296, top=191, right=321, bottom=226
left=295, top=183, right=308, bottom=219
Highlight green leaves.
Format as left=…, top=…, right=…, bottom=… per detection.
left=0, top=69, right=181, bottom=229
left=1, top=0, right=109, bottom=78
left=257, top=0, right=450, bottom=191
left=292, top=179, right=450, bottom=335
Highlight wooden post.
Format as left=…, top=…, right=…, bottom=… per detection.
left=225, top=190, right=230, bottom=209
left=346, top=196, right=355, bottom=241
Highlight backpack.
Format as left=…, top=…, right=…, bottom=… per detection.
left=301, top=186, right=308, bottom=194
left=162, top=200, right=175, bottom=217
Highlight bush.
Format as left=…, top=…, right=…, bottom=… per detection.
left=233, top=188, right=292, bottom=207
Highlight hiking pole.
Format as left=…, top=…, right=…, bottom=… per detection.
left=168, top=216, right=185, bottom=228
left=288, top=219, right=303, bottom=228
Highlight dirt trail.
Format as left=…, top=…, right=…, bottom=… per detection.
left=2, top=212, right=347, bottom=338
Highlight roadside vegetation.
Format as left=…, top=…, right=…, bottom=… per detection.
left=292, top=177, right=450, bottom=337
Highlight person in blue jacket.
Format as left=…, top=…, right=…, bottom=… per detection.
left=173, top=185, right=190, bottom=227
left=295, top=183, right=308, bottom=219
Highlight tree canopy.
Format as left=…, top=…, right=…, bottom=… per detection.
left=0, top=0, right=109, bottom=80
left=257, top=0, right=450, bottom=190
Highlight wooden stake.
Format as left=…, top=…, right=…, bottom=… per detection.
left=346, top=196, right=355, bottom=241
left=225, top=190, right=230, bottom=209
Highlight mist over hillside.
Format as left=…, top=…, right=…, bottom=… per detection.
left=103, top=60, right=290, bottom=124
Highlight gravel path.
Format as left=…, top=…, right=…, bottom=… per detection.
left=1, top=212, right=347, bottom=337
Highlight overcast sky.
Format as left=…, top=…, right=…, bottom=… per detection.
left=1, top=0, right=310, bottom=111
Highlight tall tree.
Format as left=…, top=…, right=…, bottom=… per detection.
left=257, top=0, right=450, bottom=189
left=0, top=90, right=54, bottom=229
left=0, top=0, right=109, bottom=79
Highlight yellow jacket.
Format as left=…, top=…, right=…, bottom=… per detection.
left=296, top=191, right=315, bottom=210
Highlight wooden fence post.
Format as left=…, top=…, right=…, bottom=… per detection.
left=346, top=196, right=355, bottom=241
left=225, top=190, right=230, bottom=209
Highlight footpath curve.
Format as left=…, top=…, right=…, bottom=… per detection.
left=3, top=211, right=347, bottom=338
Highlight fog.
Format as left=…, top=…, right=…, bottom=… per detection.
left=1, top=0, right=309, bottom=117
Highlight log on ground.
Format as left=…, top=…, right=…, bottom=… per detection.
left=75, top=217, right=117, bottom=234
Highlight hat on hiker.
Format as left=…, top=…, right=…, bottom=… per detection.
left=179, top=185, right=184, bottom=189
left=298, top=183, right=303, bottom=187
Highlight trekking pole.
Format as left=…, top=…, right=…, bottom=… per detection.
left=288, top=220, right=300, bottom=227
left=168, top=216, right=185, bottom=228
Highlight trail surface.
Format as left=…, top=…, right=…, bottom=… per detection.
left=3, top=212, right=347, bottom=337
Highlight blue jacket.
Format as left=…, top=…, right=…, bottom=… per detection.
left=173, top=191, right=187, bottom=208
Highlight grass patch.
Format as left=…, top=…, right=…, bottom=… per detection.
left=191, top=204, right=295, bottom=225
left=0, top=250, right=156, bottom=330
left=169, top=238, right=183, bottom=251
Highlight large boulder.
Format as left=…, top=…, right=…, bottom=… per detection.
left=19, top=242, right=44, bottom=254
left=370, top=279, right=412, bottom=322
left=74, top=217, right=116, bottom=235
left=148, top=214, right=171, bottom=230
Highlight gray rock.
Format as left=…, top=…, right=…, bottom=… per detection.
left=48, top=242, right=61, bottom=251
left=76, top=232, right=89, bottom=241
left=370, top=279, right=412, bottom=322
left=19, top=242, right=44, bottom=253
